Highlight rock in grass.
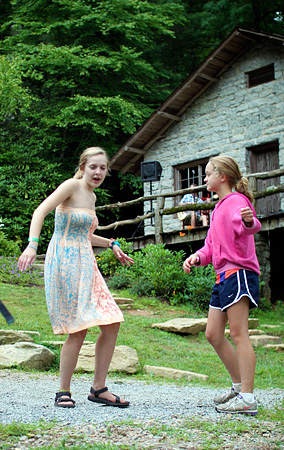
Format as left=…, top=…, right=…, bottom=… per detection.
left=249, top=335, right=282, bottom=346
left=0, top=329, right=34, bottom=345
left=264, top=344, right=284, bottom=351
left=75, top=344, right=140, bottom=374
left=151, top=318, right=207, bottom=335
left=0, top=342, right=54, bottom=370
left=248, top=318, right=259, bottom=329
left=144, top=365, right=208, bottom=381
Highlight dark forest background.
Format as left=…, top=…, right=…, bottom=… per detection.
left=1, top=0, right=283, bottom=250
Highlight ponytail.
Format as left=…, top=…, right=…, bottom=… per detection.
left=209, top=155, right=254, bottom=203
left=74, top=167, right=84, bottom=179
left=236, top=176, right=253, bottom=203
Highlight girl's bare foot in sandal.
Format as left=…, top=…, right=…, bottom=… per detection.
left=88, top=386, right=130, bottom=408
left=55, top=391, right=75, bottom=408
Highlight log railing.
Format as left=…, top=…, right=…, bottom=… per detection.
left=96, top=168, right=284, bottom=243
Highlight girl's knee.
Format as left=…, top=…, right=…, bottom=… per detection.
left=100, top=322, right=120, bottom=336
left=229, top=328, right=250, bottom=347
left=206, top=328, right=220, bottom=345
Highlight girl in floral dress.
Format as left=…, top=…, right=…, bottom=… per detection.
left=18, top=147, right=134, bottom=408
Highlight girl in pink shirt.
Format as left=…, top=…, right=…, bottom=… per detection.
left=183, top=155, right=261, bottom=415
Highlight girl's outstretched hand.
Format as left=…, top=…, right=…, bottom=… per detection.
left=18, top=247, right=37, bottom=272
left=240, top=206, right=254, bottom=223
left=183, top=254, right=199, bottom=274
left=112, top=246, right=134, bottom=267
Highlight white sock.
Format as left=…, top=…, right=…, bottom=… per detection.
left=240, top=393, right=255, bottom=403
left=232, top=383, right=241, bottom=393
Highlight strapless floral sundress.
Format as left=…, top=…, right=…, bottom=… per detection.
left=44, top=206, right=124, bottom=335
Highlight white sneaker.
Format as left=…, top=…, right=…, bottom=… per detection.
left=215, top=394, right=258, bottom=415
left=213, top=387, right=238, bottom=405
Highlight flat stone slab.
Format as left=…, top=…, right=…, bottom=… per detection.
left=264, top=344, right=284, bottom=351
left=42, top=340, right=93, bottom=347
left=151, top=318, right=207, bottom=335
left=0, top=342, right=54, bottom=370
left=248, top=318, right=259, bottom=329
left=144, top=365, right=208, bottom=381
left=114, top=297, right=134, bottom=305
left=0, top=329, right=34, bottom=345
left=249, top=335, right=282, bottom=346
left=260, top=324, right=281, bottom=329
left=225, top=329, right=265, bottom=337
left=75, top=344, right=140, bottom=374
left=18, top=330, right=40, bottom=337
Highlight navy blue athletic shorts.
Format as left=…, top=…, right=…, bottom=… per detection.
left=209, top=269, right=259, bottom=312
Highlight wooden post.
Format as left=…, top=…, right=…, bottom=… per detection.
left=248, top=175, right=257, bottom=209
left=155, top=196, right=164, bottom=244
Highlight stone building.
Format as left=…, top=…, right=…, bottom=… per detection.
left=110, top=28, right=284, bottom=301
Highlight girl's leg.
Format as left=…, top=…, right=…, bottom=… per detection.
left=91, top=323, right=128, bottom=404
left=226, top=296, right=255, bottom=393
left=57, top=329, right=88, bottom=406
left=205, top=307, right=241, bottom=383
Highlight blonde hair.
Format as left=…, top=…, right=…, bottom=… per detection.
left=74, top=147, right=109, bottom=179
left=209, top=155, right=253, bottom=202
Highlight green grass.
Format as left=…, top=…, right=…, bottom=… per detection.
left=0, top=283, right=283, bottom=449
left=0, top=283, right=284, bottom=389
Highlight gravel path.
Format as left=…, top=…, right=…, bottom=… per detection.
left=0, top=370, right=283, bottom=449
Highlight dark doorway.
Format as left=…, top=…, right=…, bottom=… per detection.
left=248, top=140, right=280, bottom=217
left=269, top=228, right=284, bottom=303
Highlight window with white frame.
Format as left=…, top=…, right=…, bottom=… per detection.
left=174, top=159, right=210, bottom=204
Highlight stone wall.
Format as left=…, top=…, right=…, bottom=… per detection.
left=142, top=40, right=284, bottom=235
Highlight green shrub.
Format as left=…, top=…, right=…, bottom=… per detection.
left=0, top=230, right=21, bottom=256
left=96, top=238, right=134, bottom=276
left=0, top=255, right=44, bottom=286
left=186, top=264, right=216, bottom=311
left=106, top=243, right=189, bottom=302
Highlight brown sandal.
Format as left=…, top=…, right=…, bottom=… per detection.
left=88, top=386, right=130, bottom=408
left=55, top=391, right=75, bottom=408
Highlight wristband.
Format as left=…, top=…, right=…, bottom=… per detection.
left=194, top=254, right=200, bottom=263
left=28, top=237, right=39, bottom=243
left=28, top=244, right=38, bottom=251
left=110, top=240, right=120, bottom=249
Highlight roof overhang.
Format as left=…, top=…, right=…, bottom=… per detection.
left=110, top=27, right=284, bottom=175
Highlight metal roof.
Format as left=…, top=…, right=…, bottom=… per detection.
left=110, top=27, right=284, bottom=175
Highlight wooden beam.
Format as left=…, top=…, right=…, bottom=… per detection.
left=121, top=153, right=142, bottom=174
left=124, top=146, right=147, bottom=154
left=157, top=111, right=182, bottom=121
left=198, top=73, right=219, bottom=82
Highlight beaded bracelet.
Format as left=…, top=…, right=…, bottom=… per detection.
left=28, top=237, right=39, bottom=243
left=110, top=240, right=120, bottom=249
left=28, top=244, right=38, bottom=251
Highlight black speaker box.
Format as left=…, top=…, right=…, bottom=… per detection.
left=141, top=161, right=162, bottom=182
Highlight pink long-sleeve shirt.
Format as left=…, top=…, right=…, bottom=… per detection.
left=196, top=193, right=261, bottom=275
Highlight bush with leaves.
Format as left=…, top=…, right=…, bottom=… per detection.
left=0, top=229, right=21, bottom=257
left=0, top=255, right=44, bottom=287
left=96, top=238, right=134, bottom=277
left=105, top=243, right=217, bottom=310
left=106, top=244, right=189, bottom=301
left=185, top=264, right=216, bottom=311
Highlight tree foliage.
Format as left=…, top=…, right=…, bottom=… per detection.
left=0, top=0, right=283, bottom=249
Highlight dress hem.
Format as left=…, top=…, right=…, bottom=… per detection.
left=52, top=317, right=125, bottom=335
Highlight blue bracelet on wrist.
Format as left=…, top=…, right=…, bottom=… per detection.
left=28, top=244, right=38, bottom=251
left=110, top=240, right=120, bottom=249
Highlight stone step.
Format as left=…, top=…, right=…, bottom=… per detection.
left=114, top=297, right=134, bottom=305
left=151, top=318, right=207, bottom=335
left=144, top=365, right=208, bottom=381
left=264, top=344, right=284, bottom=351
left=249, top=335, right=282, bottom=346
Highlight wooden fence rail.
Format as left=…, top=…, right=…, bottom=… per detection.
left=97, top=169, right=284, bottom=242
